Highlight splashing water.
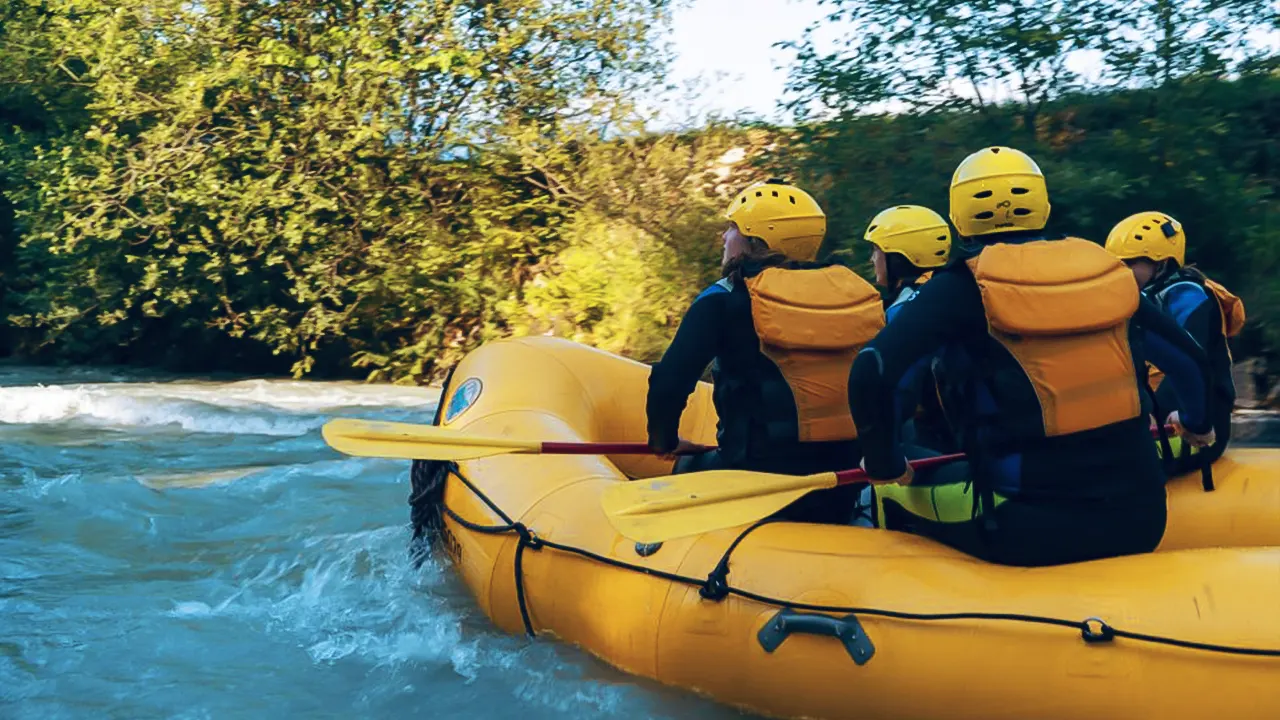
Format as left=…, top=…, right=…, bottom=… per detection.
left=0, top=366, right=740, bottom=719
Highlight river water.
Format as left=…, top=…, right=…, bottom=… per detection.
left=0, top=366, right=738, bottom=719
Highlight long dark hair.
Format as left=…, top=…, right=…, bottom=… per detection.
left=1177, top=264, right=1207, bottom=282
left=721, top=236, right=819, bottom=284
left=885, top=252, right=931, bottom=288
left=1154, top=259, right=1205, bottom=287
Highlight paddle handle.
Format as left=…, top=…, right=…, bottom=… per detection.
left=540, top=441, right=715, bottom=456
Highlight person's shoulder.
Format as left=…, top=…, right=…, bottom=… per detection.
left=925, top=257, right=978, bottom=289
left=1156, top=279, right=1211, bottom=311
left=693, top=278, right=734, bottom=303
left=1161, top=279, right=1211, bottom=299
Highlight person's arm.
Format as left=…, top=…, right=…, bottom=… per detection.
left=1134, top=295, right=1213, bottom=435
left=849, top=270, right=985, bottom=479
left=1154, top=298, right=1220, bottom=412
left=894, top=357, right=931, bottom=427
left=646, top=293, right=725, bottom=453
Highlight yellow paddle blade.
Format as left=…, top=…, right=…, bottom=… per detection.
left=602, top=469, right=839, bottom=544
left=320, top=418, right=542, bottom=461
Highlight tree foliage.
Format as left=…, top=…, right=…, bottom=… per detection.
left=5, top=0, right=677, bottom=380
left=0, top=0, right=1277, bottom=381
left=779, top=0, right=1279, bottom=357
left=498, top=124, right=769, bottom=360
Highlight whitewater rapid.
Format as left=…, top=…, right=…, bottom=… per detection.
left=0, top=366, right=737, bottom=719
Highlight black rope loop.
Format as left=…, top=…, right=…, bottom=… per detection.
left=699, top=518, right=778, bottom=601
left=513, top=523, right=544, bottom=551
left=1081, top=617, right=1117, bottom=644
left=407, top=459, right=454, bottom=567
left=424, top=462, right=1280, bottom=659
left=513, top=538, right=537, bottom=637
left=699, top=570, right=730, bottom=601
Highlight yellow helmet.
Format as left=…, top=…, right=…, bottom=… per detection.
left=864, top=205, right=952, bottom=269
left=949, top=147, right=1051, bottom=237
left=1105, top=211, right=1185, bottom=266
left=724, top=179, right=826, bottom=261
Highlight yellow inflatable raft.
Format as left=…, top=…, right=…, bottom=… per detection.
left=409, top=337, right=1280, bottom=720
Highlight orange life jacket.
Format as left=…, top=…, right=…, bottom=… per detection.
left=966, top=238, right=1143, bottom=438
left=1203, top=277, right=1245, bottom=340
left=745, top=265, right=885, bottom=442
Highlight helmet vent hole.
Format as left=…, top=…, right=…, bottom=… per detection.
left=771, top=190, right=779, bottom=197
left=974, top=190, right=993, bottom=199
left=789, top=196, right=796, bottom=204
left=740, top=197, right=746, bottom=204
left=868, top=225, right=878, bottom=232
left=755, top=191, right=763, bottom=197
left=935, top=250, right=946, bottom=256
left=1013, top=208, right=1031, bottom=216
left=1135, top=234, right=1144, bottom=240
left=936, top=235, right=947, bottom=241
left=1011, top=188, right=1029, bottom=195
left=975, top=211, right=995, bottom=220
left=1142, top=225, right=1151, bottom=230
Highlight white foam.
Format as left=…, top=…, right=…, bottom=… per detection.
left=169, top=601, right=215, bottom=618
left=211, top=527, right=637, bottom=713
left=0, top=380, right=439, bottom=436
left=17, top=469, right=81, bottom=499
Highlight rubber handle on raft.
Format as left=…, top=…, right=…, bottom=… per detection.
left=757, top=608, right=876, bottom=665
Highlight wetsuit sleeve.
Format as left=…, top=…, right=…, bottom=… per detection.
left=1134, top=296, right=1213, bottom=435
left=646, top=293, right=725, bottom=452
left=849, top=270, right=986, bottom=479
left=895, top=357, right=930, bottom=425
left=1178, top=298, right=1220, bottom=354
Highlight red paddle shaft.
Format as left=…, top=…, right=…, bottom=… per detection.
left=539, top=442, right=713, bottom=455
left=832, top=425, right=1182, bottom=485
left=541, top=424, right=1179, bottom=462
left=832, top=452, right=967, bottom=485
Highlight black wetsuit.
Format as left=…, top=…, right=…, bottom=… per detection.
left=646, top=266, right=861, bottom=523
left=884, top=282, right=960, bottom=454
left=1146, top=269, right=1235, bottom=472
left=848, top=234, right=1215, bottom=566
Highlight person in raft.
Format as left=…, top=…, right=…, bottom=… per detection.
left=1105, top=211, right=1244, bottom=476
left=863, top=204, right=960, bottom=454
left=645, top=179, right=883, bottom=523
left=846, top=146, right=1218, bottom=566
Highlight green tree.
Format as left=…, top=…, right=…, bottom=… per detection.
left=10, top=0, right=672, bottom=381
left=0, top=0, right=94, bottom=352
left=784, top=0, right=1108, bottom=129
left=778, top=0, right=1278, bottom=357
left=498, top=122, right=768, bottom=360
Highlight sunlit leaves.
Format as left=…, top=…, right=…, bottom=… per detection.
left=6, top=0, right=673, bottom=380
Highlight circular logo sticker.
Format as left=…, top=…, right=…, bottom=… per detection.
left=444, top=378, right=483, bottom=424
